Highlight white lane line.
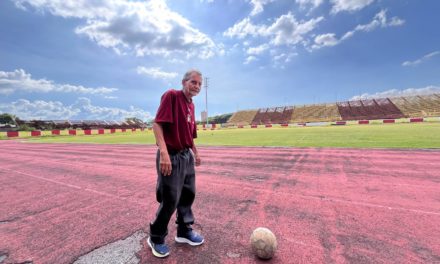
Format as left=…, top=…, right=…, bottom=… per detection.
left=312, top=196, right=440, bottom=216
left=0, top=167, right=147, bottom=207
left=1, top=167, right=82, bottom=190
left=284, top=237, right=322, bottom=249
left=204, top=180, right=440, bottom=216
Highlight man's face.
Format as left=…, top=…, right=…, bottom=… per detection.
left=183, top=73, right=202, bottom=98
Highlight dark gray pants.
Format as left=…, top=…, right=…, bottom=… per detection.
left=150, top=149, right=196, bottom=244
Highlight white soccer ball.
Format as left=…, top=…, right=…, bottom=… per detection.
left=250, top=227, right=277, bottom=259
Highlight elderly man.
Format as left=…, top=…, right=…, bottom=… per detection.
left=148, top=69, right=204, bottom=258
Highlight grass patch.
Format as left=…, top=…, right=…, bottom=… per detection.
left=19, top=123, right=440, bottom=148
left=197, top=123, right=440, bottom=148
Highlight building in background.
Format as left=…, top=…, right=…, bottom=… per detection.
left=201, top=111, right=207, bottom=123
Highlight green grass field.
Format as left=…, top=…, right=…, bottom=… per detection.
left=7, top=122, right=440, bottom=148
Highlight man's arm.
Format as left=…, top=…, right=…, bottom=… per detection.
left=153, top=122, right=172, bottom=176
left=191, top=145, right=201, bottom=166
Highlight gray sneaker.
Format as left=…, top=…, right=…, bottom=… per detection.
left=147, top=237, right=170, bottom=258
left=175, top=230, right=204, bottom=246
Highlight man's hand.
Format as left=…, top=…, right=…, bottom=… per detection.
left=195, top=153, right=201, bottom=166
left=159, top=150, right=172, bottom=176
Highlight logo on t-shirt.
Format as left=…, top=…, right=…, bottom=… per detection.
left=187, top=107, right=192, bottom=123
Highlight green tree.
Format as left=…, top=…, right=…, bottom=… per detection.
left=125, top=117, right=147, bottom=127
left=208, top=113, right=233, bottom=124
left=0, top=113, right=17, bottom=125
left=125, top=117, right=144, bottom=123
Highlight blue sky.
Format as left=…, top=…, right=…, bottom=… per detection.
left=1, top=0, right=439, bottom=121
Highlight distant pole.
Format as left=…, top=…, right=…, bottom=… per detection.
left=204, top=77, right=209, bottom=125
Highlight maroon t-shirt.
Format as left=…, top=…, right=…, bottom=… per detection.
left=154, top=89, right=197, bottom=152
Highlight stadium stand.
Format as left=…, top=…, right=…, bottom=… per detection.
left=374, top=98, right=405, bottom=118
left=337, top=99, right=404, bottom=121
left=422, top=94, right=440, bottom=116
left=1, top=119, right=146, bottom=131
left=391, top=94, right=440, bottom=117
left=281, top=106, right=294, bottom=124
left=251, top=106, right=294, bottom=125
left=227, top=110, right=258, bottom=126
left=231, top=94, right=440, bottom=124
left=51, top=120, right=71, bottom=130
left=70, top=120, right=86, bottom=129
left=81, top=120, right=107, bottom=129
left=251, top=108, right=271, bottom=125
left=291, top=104, right=341, bottom=123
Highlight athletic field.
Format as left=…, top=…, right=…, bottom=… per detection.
left=7, top=122, right=440, bottom=148
left=1, top=123, right=440, bottom=263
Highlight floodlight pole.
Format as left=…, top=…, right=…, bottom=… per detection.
left=204, top=77, right=209, bottom=125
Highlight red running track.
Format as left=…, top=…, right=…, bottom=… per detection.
left=0, top=141, right=439, bottom=263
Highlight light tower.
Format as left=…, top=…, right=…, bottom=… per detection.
left=204, top=77, right=209, bottom=126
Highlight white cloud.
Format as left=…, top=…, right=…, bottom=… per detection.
left=402, top=51, right=440, bottom=67
left=0, top=97, right=152, bottom=121
left=0, top=69, right=117, bottom=96
left=312, top=10, right=404, bottom=49
left=136, top=67, right=178, bottom=80
left=273, top=52, right=297, bottom=63
left=313, top=33, right=339, bottom=48
left=224, top=17, right=260, bottom=39
left=225, top=13, right=323, bottom=66
left=0, top=99, right=80, bottom=120
left=341, top=10, right=404, bottom=40
left=296, top=0, right=324, bottom=10
left=13, top=0, right=217, bottom=59
left=272, top=52, right=297, bottom=68
left=246, top=44, right=270, bottom=55
left=350, top=85, right=440, bottom=100
left=248, top=0, right=276, bottom=16
left=224, top=12, right=324, bottom=46
left=344, top=10, right=404, bottom=37
left=330, top=0, right=375, bottom=14
left=267, top=13, right=324, bottom=46
left=244, top=56, right=258, bottom=64
left=168, top=58, right=185, bottom=64
left=72, top=97, right=151, bottom=120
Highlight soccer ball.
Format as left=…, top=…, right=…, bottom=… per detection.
left=250, top=227, right=277, bottom=259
